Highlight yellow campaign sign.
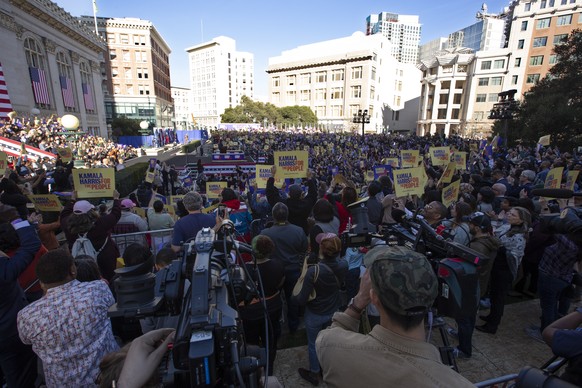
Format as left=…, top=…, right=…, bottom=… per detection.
left=365, top=170, right=375, bottom=182
left=453, top=152, right=467, bottom=170
left=164, top=204, right=175, bottom=215
left=430, top=146, right=451, bottom=166
left=72, top=168, right=115, bottom=198
left=206, top=181, right=227, bottom=199
left=470, top=143, right=478, bottom=152
left=169, top=195, right=184, bottom=205
left=134, top=207, right=146, bottom=219
left=274, top=150, right=308, bottom=179
left=58, top=147, right=73, bottom=163
left=382, top=158, right=399, bottom=168
left=438, top=162, right=456, bottom=186
left=145, top=170, right=155, bottom=184
left=0, top=151, right=7, bottom=171
left=202, top=203, right=219, bottom=214
left=393, top=167, right=425, bottom=198
left=400, top=150, right=419, bottom=168
left=442, top=180, right=460, bottom=209
left=28, top=194, right=63, bottom=212
left=565, top=171, right=579, bottom=191
left=544, top=167, right=564, bottom=189
left=538, top=135, right=551, bottom=146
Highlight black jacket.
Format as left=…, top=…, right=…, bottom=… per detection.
left=266, top=177, right=317, bottom=234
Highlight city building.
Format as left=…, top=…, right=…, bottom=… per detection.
left=79, top=16, right=173, bottom=129
left=419, top=37, right=448, bottom=63
left=366, top=12, right=422, bottom=64
left=171, top=85, right=191, bottom=130
left=0, top=0, right=107, bottom=136
left=503, top=0, right=581, bottom=94
left=267, top=32, right=421, bottom=134
left=185, top=36, right=254, bottom=129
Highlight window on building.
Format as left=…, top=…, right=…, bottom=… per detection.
left=286, top=75, right=296, bottom=86
left=437, top=109, right=447, bottom=119
left=476, top=94, right=487, bottom=103
left=122, top=50, right=130, bottom=62
left=120, top=34, right=129, bottom=44
left=515, top=57, right=522, bottom=67
left=561, top=0, right=567, bottom=4
left=494, top=59, right=505, bottom=69
left=491, top=76, right=503, bottom=85
left=272, top=77, right=280, bottom=87
left=315, top=106, right=326, bottom=117
left=481, top=60, right=492, bottom=70
left=518, top=39, right=525, bottom=49
left=473, top=111, right=485, bottom=120
left=530, top=55, right=544, bottom=66
left=557, top=14, right=573, bottom=26
left=536, top=18, right=551, bottom=29
left=316, top=71, right=327, bottom=83
left=540, top=0, right=547, bottom=8
left=125, top=68, right=132, bottom=78
left=330, top=87, right=343, bottom=99
left=286, top=90, right=296, bottom=101
left=524, top=2, right=531, bottom=11
left=488, top=93, right=498, bottom=102
left=455, top=80, right=465, bottom=89
left=533, top=36, right=548, bottom=47
left=478, top=77, right=489, bottom=86
left=512, top=75, right=519, bottom=85
left=331, top=69, right=344, bottom=81
left=107, top=34, right=115, bottom=44
left=549, top=54, right=558, bottom=64
left=521, top=21, right=528, bottom=30
left=300, top=89, right=311, bottom=101
left=272, top=92, right=280, bottom=103
left=315, top=88, right=327, bottom=100
left=371, top=67, right=376, bottom=81
left=351, top=85, right=362, bottom=98
left=330, top=105, right=343, bottom=117
left=351, top=66, right=362, bottom=79
left=55, top=51, right=72, bottom=79
left=453, top=93, right=462, bottom=104
left=549, top=0, right=555, bottom=5
left=526, top=74, right=541, bottom=84
left=554, top=34, right=569, bottom=45
left=439, top=94, right=448, bottom=104
left=370, top=86, right=375, bottom=100
left=349, top=105, right=359, bottom=117
left=300, top=73, right=311, bottom=84
left=457, top=65, right=467, bottom=72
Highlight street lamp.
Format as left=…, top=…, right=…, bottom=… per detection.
left=353, top=109, right=370, bottom=137
left=139, top=120, right=150, bottom=135
left=488, top=89, right=518, bottom=148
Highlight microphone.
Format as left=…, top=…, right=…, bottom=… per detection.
left=531, top=189, right=581, bottom=199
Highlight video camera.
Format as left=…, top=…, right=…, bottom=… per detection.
left=108, top=222, right=268, bottom=387
left=532, top=188, right=582, bottom=239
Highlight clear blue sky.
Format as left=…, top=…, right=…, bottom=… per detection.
left=57, top=0, right=510, bottom=98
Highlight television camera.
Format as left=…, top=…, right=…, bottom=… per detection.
left=108, top=221, right=269, bottom=387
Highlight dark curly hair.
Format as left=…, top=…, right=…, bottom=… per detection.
left=312, top=199, right=335, bottom=223
left=67, top=210, right=99, bottom=236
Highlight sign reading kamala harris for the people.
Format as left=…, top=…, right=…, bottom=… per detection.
left=393, top=167, right=425, bottom=198
left=453, top=152, right=467, bottom=170
left=274, top=150, right=308, bottom=179
left=206, top=181, right=227, bottom=199
left=57, top=147, right=73, bottom=163
left=437, top=162, right=456, bottom=186
left=429, top=146, right=451, bottom=166
left=545, top=167, right=564, bottom=189
left=72, top=168, right=115, bottom=198
left=565, top=171, right=579, bottom=191
left=442, top=180, right=460, bottom=208
left=400, top=150, right=420, bottom=168
left=28, top=194, right=63, bottom=212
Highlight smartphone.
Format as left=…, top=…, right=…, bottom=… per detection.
left=218, top=205, right=226, bottom=218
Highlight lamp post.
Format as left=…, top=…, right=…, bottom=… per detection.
left=139, top=120, right=150, bottom=135
left=352, top=109, right=370, bottom=137
left=488, top=89, right=518, bottom=148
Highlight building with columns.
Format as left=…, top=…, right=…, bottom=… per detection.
left=79, top=16, right=173, bottom=129
left=0, top=0, right=107, bottom=136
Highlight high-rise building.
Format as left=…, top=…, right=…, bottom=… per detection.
left=366, top=12, right=421, bottom=64
left=79, top=16, right=173, bottom=128
left=0, top=0, right=107, bottom=136
left=186, top=36, right=254, bottom=128
left=171, top=86, right=191, bottom=130
left=267, top=32, right=421, bottom=133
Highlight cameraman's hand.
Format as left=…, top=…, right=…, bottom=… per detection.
left=354, top=270, right=372, bottom=309
left=117, top=328, right=175, bottom=388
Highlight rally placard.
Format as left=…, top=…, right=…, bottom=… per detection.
left=274, top=150, right=308, bottom=179
left=382, top=158, right=399, bottom=168
left=437, top=162, right=456, bottom=186
left=28, top=194, right=63, bottom=212
left=373, top=165, right=392, bottom=180
left=453, top=152, right=467, bottom=170
left=206, top=181, right=227, bottom=199
left=565, top=171, right=579, bottom=191
left=255, top=164, right=284, bottom=189
left=0, top=151, right=7, bottom=170
left=430, top=147, right=451, bottom=166
left=169, top=195, right=185, bottom=205
left=393, top=167, right=425, bottom=198
left=58, top=147, right=73, bottom=163
left=72, top=168, right=115, bottom=198
left=145, top=170, right=155, bottom=183
left=544, top=167, right=564, bottom=189
left=365, top=170, right=375, bottom=182
left=442, top=180, right=460, bottom=208
left=400, top=150, right=419, bottom=168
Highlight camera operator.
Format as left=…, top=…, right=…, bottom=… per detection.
left=422, top=201, right=448, bottom=228
left=316, top=245, right=474, bottom=387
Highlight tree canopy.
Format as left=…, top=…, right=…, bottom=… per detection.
left=221, top=96, right=317, bottom=126
left=110, top=116, right=142, bottom=137
left=497, top=29, right=582, bottom=148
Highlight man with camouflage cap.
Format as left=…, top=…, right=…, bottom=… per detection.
left=316, top=245, right=474, bottom=387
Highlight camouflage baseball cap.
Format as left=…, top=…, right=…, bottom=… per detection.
left=364, top=245, right=438, bottom=317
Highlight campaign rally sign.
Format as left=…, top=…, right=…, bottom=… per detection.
left=206, top=181, right=227, bottom=199
left=255, top=164, right=284, bottom=189
left=382, top=158, right=399, bottom=168
left=274, top=150, right=308, bottom=179
left=57, top=147, right=73, bottom=163
left=544, top=167, right=564, bottom=189
left=429, top=147, right=451, bottom=166
left=373, top=165, right=393, bottom=181
left=169, top=195, right=185, bottom=205
left=145, top=170, right=155, bottom=183
left=72, top=168, right=115, bottom=198
left=565, top=171, right=579, bottom=191
left=437, top=162, right=456, bottom=186
left=365, top=170, right=375, bottom=182
left=393, top=167, right=425, bottom=198
left=453, top=152, right=467, bottom=170
left=0, top=151, right=7, bottom=170
left=442, top=180, right=460, bottom=208
left=400, top=150, right=419, bottom=168
left=28, top=194, right=63, bottom=212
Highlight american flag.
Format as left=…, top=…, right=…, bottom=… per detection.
left=29, top=67, right=50, bottom=105
left=60, top=76, right=75, bottom=108
left=82, top=83, right=95, bottom=111
left=0, top=62, right=13, bottom=118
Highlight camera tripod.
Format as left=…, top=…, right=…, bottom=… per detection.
left=425, top=309, right=459, bottom=373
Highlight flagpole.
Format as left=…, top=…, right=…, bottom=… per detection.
left=92, top=0, right=98, bottom=35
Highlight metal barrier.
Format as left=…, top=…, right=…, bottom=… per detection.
left=111, top=228, right=174, bottom=255
left=474, top=373, right=519, bottom=388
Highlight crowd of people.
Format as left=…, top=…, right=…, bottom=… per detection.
left=0, top=126, right=581, bottom=387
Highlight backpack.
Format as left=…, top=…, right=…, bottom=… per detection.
left=71, top=233, right=108, bottom=259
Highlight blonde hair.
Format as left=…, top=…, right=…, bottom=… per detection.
left=320, top=236, right=342, bottom=259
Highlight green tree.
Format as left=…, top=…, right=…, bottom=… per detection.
left=501, top=29, right=582, bottom=148
left=220, top=96, right=316, bottom=127
left=110, top=116, right=142, bottom=137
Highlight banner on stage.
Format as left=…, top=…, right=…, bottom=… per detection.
left=274, top=150, right=308, bottom=179
left=72, top=168, right=115, bottom=198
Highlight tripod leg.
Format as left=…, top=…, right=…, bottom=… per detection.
left=438, top=324, right=459, bottom=372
